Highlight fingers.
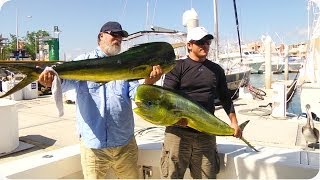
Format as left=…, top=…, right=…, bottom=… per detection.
left=149, top=65, right=163, bottom=78
left=38, top=70, right=54, bottom=87
left=233, top=128, right=242, bottom=138
left=144, top=65, right=163, bottom=85
left=230, top=122, right=242, bottom=138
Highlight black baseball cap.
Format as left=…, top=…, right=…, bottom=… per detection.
left=100, top=21, right=128, bottom=37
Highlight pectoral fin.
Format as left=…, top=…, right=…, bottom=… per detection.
left=172, top=108, right=184, bottom=115
left=131, top=65, right=151, bottom=73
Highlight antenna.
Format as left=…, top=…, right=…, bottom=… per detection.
left=151, top=0, right=158, bottom=25
left=119, top=0, right=128, bottom=21
left=145, top=0, right=150, bottom=30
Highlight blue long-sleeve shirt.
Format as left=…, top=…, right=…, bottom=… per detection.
left=61, top=46, right=139, bottom=149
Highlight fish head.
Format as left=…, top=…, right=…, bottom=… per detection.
left=134, top=84, right=180, bottom=126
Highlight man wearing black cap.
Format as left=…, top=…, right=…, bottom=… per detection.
left=97, top=21, right=129, bottom=56
left=38, top=21, right=162, bottom=179
left=160, top=26, right=242, bottom=179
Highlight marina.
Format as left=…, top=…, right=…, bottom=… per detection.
left=0, top=0, right=319, bottom=179
left=0, top=71, right=319, bottom=179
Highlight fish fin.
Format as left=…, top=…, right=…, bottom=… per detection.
left=127, top=43, right=155, bottom=51
left=0, top=61, right=62, bottom=69
left=172, top=109, right=184, bottom=115
left=131, top=65, right=151, bottom=73
left=239, top=120, right=250, bottom=131
left=240, top=137, right=259, bottom=152
left=0, top=65, right=41, bottom=98
left=239, top=120, right=259, bottom=152
left=0, top=64, right=43, bottom=76
left=0, top=74, right=38, bottom=98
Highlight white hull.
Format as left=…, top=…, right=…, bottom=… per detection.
left=0, top=138, right=318, bottom=179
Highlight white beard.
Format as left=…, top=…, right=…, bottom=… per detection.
left=105, top=44, right=121, bottom=56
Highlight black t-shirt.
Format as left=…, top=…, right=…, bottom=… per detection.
left=163, top=57, right=235, bottom=115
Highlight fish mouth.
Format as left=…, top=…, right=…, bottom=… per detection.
left=135, top=100, right=142, bottom=107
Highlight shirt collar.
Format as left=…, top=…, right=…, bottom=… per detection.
left=95, top=46, right=108, bottom=57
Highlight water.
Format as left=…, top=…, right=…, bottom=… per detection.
left=249, top=72, right=302, bottom=115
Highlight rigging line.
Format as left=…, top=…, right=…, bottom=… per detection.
left=286, top=84, right=297, bottom=103
left=151, top=0, right=158, bottom=25
left=146, top=0, right=150, bottom=29
left=232, top=0, right=243, bottom=62
left=119, top=0, right=128, bottom=21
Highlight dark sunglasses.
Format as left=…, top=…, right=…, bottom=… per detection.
left=191, top=39, right=212, bottom=46
left=105, top=31, right=123, bottom=38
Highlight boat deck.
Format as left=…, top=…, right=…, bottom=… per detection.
left=0, top=80, right=319, bottom=179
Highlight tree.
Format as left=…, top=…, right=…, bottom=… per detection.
left=4, top=30, right=50, bottom=60
left=24, top=30, right=50, bottom=60
left=3, top=34, right=18, bottom=60
left=0, top=34, right=9, bottom=60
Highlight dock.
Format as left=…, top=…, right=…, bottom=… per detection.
left=0, top=80, right=319, bottom=179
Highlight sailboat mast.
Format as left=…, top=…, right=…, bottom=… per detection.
left=307, top=0, right=310, bottom=41
left=213, top=0, right=219, bottom=61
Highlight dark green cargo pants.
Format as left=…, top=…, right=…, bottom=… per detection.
left=160, top=126, right=220, bottom=179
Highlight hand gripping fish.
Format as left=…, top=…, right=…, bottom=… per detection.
left=134, top=84, right=259, bottom=152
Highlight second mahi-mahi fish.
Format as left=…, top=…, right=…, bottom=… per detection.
left=134, top=84, right=259, bottom=152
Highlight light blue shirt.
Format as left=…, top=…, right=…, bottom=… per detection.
left=61, top=47, right=139, bottom=149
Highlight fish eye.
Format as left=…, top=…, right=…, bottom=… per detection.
left=147, top=101, right=152, bottom=106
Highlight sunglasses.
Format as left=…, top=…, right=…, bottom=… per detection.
left=105, top=31, right=123, bottom=38
left=191, top=39, right=212, bottom=46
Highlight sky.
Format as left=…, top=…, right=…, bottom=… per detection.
left=0, top=0, right=312, bottom=60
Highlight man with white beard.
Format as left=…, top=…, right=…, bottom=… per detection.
left=38, top=21, right=163, bottom=179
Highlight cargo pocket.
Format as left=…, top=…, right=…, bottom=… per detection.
left=215, top=149, right=220, bottom=174
left=160, top=144, right=170, bottom=178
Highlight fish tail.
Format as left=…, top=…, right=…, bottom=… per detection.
left=239, top=120, right=250, bottom=130
left=0, top=66, right=41, bottom=98
left=240, top=137, right=259, bottom=152
left=239, top=120, right=259, bottom=152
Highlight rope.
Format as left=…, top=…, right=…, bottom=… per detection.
left=286, top=80, right=297, bottom=103
left=134, top=127, right=165, bottom=143
left=286, top=71, right=299, bottom=103
left=230, top=77, right=244, bottom=99
left=134, top=126, right=163, bottom=136
left=229, top=67, right=251, bottom=100
left=238, top=108, right=271, bottom=116
left=246, top=83, right=266, bottom=100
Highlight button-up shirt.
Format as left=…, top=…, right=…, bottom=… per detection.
left=61, top=47, right=139, bottom=149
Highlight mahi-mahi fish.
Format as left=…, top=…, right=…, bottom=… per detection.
left=0, top=42, right=176, bottom=98
left=133, top=84, right=259, bottom=152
